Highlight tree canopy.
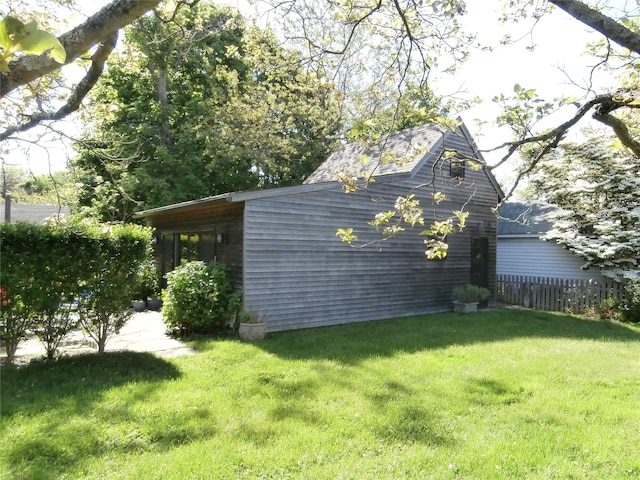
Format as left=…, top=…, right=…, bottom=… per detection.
left=530, top=132, right=640, bottom=283
left=1, top=1, right=639, bottom=155
left=72, top=2, right=342, bottom=221
left=3, top=1, right=640, bottom=174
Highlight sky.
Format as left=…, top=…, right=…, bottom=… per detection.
left=448, top=1, right=614, bottom=177
left=3, top=0, right=623, bottom=180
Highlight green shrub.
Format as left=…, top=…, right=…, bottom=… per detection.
left=596, top=297, right=624, bottom=322
left=0, top=220, right=152, bottom=360
left=163, top=262, right=238, bottom=335
left=621, top=282, right=640, bottom=323
left=452, top=284, right=490, bottom=304
left=1, top=222, right=83, bottom=361
left=0, top=288, right=30, bottom=364
left=73, top=221, right=152, bottom=352
left=594, top=283, right=640, bottom=324
left=136, top=258, right=160, bottom=300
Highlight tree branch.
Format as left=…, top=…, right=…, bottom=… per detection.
left=489, top=94, right=606, bottom=171
left=491, top=87, right=640, bottom=205
left=549, top=0, right=640, bottom=54
left=594, top=112, right=640, bottom=157
left=0, top=34, right=118, bottom=142
left=0, top=0, right=161, bottom=98
left=315, top=0, right=383, bottom=56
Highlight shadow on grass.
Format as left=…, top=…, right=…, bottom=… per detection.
left=258, top=308, right=640, bottom=363
left=1, top=352, right=184, bottom=479
left=1, top=351, right=181, bottom=418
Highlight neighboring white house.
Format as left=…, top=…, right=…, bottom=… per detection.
left=0, top=203, right=71, bottom=224
left=497, top=201, right=606, bottom=281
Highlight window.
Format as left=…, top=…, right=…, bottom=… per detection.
left=160, top=231, right=217, bottom=284
left=177, top=232, right=216, bottom=265
left=450, top=158, right=465, bottom=179
left=179, top=233, right=200, bottom=265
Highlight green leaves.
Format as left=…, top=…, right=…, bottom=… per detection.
left=366, top=194, right=425, bottom=238
left=163, top=262, right=237, bottom=334
left=74, top=3, right=341, bottom=219
left=493, top=83, right=558, bottom=139
left=420, top=209, right=468, bottom=260
left=336, top=228, right=359, bottom=244
left=0, top=221, right=152, bottom=358
left=0, top=15, right=66, bottom=71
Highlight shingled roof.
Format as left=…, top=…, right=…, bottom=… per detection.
left=304, top=123, right=448, bottom=184
left=497, top=201, right=560, bottom=236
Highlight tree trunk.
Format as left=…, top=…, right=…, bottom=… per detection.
left=97, top=321, right=108, bottom=354
left=150, top=64, right=173, bottom=148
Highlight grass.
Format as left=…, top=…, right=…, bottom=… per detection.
left=1, top=308, right=639, bottom=479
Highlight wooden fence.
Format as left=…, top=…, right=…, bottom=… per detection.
left=497, top=275, right=626, bottom=313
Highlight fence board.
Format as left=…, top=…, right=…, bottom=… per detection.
left=497, top=275, right=625, bottom=313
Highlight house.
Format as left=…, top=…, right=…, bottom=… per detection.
left=497, top=201, right=606, bottom=281
left=0, top=202, right=71, bottom=224
left=134, top=121, right=503, bottom=332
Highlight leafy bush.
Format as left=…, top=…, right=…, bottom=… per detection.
left=73, top=221, right=152, bottom=352
left=596, top=297, right=624, bottom=322
left=0, top=220, right=152, bottom=361
left=621, top=281, right=640, bottom=323
left=594, top=283, right=640, bottom=324
left=136, top=258, right=161, bottom=300
left=0, top=288, right=30, bottom=364
left=452, top=284, right=490, bottom=304
left=163, top=262, right=239, bottom=335
left=1, top=222, right=83, bottom=361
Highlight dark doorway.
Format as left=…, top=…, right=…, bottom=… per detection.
left=471, top=237, right=489, bottom=289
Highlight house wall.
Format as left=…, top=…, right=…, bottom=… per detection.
left=497, top=237, right=606, bottom=281
left=145, top=202, right=245, bottom=289
left=410, top=127, right=500, bottom=294
left=243, top=135, right=499, bottom=332
left=140, top=126, right=500, bottom=332
left=0, top=204, right=71, bottom=224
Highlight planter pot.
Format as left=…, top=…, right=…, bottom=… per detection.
left=453, top=301, right=478, bottom=314
left=238, top=322, right=267, bottom=342
left=146, top=298, right=163, bottom=311
left=132, top=300, right=146, bottom=312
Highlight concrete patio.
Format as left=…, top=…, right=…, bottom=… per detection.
left=5, top=310, right=196, bottom=365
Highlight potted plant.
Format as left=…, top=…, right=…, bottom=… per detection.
left=140, top=259, right=163, bottom=311
left=131, top=298, right=147, bottom=312
left=452, top=284, right=490, bottom=313
left=146, top=292, right=163, bottom=312
left=238, top=310, right=267, bottom=342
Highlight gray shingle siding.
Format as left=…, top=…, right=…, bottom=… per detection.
left=137, top=121, right=503, bottom=332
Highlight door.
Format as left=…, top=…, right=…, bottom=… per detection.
left=471, top=237, right=489, bottom=289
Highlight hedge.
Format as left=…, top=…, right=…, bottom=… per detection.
left=0, top=220, right=152, bottom=363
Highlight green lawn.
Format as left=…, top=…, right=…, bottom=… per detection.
left=2, top=309, right=639, bottom=479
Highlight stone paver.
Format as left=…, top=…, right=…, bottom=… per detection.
left=5, top=310, right=196, bottom=364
